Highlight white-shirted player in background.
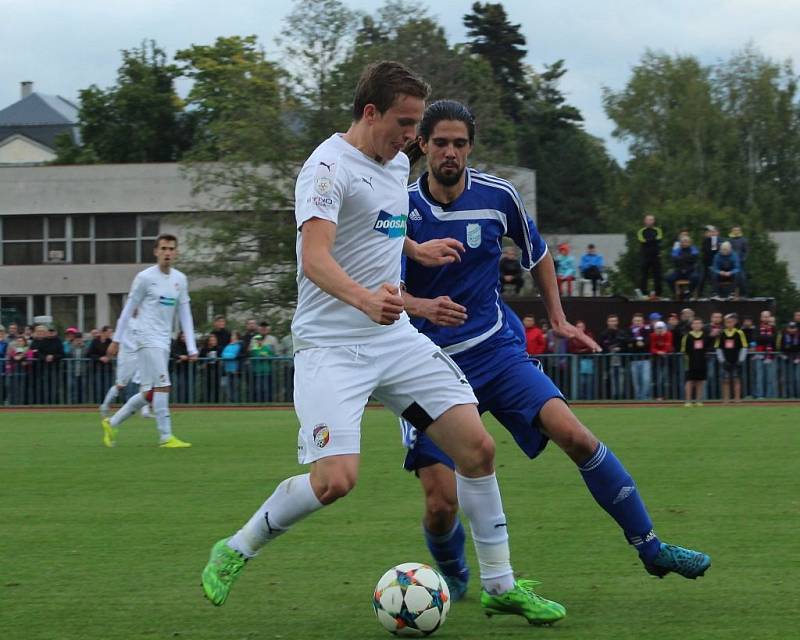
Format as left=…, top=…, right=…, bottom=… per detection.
left=102, top=234, right=198, bottom=448
left=99, top=312, right=154, bottom=420
left=200, top=61, right=564, bottom=625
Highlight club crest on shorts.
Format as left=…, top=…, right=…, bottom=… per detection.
left=466, top=223, right=481, bottom=248
left=313, top=424, right=330, bottom=448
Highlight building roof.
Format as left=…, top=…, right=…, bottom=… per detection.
left=0, top=92, right=79, bottom=151
left=0, top=92, right=78, bottom=126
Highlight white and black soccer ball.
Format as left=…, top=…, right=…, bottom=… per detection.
left=372, top=562, right=451, bottom=637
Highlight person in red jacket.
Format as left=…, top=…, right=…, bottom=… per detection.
left=522, top=315, right=545, bottom=355
left=649, top=320, right=674, bottom=400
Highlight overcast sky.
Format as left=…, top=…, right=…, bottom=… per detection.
left=2, top=0, right=798, bottom=161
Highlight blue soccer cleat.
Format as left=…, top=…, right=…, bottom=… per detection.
left=642, top=542, right=711, bottom=579
left=443, top=574, right=468, bottom=602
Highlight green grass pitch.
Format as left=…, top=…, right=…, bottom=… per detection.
left=2, top=405, right=798, bottom=639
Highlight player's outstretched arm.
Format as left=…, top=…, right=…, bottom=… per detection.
left=404, top=237, right=465, bottom=267
left=401, top=287, right=467, bottom=327
left=532, top=253, right=601, bottom=352
left=302, top=217, right=404, bottom=325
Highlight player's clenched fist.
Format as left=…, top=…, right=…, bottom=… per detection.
left=362, top=283, right=405, bottom=325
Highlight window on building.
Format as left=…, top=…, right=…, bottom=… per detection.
left=108, top=294, right=126, bottom=327
left=0, top=296, right=30, bottom=327
left=0, top=214, right=161, bottom=265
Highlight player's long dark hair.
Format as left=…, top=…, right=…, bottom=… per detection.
left=404, top=100, right=476, bottom=168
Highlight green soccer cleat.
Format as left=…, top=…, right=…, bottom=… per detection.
left=202, top=538, right=248, bottom=606
left=101, top=418, right=117, bottom=448
left=642, top=542, right=711, bottom=579
left=480, top=579, right=566, bottom=626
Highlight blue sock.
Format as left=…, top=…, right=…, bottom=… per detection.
left=579, top=442, right=661, bottom=561
left=424, top=519, right=469, bottom=582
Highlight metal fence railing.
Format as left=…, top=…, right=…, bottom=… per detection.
left=1, top=354, right=798, bottom=407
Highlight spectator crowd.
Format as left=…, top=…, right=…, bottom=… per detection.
left=2, top=307, right=799, bottom=406
left=0, top=315, right=293, bottom=406
left=521, top=307, right=800, bottom=402
left=639, top=217, right=750, bottom=300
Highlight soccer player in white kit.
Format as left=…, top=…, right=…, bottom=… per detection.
left=99, top=313, right=153, bottom=419
left=200, top=61, right=562, bottom=624
left=102, top=234, right=198, bottom=448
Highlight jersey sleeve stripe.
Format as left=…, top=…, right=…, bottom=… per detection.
left=471, top=176, right=536, bottom=268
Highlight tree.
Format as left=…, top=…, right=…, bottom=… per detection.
left=713, top=45, right=800, bottom=228
left=517, top=60, right=616, bottom=232
left=333, top=1, right=519, bottom=165
left=55, top=41, right=191, bottom=163
left=176, top=36, right=301, bottom=329
left=277, top=0, right=360, bottom=148
left=463, top=1, right=529, bottom=121
left=603, top=51, right=727, bottom=215
left=603, top=47, right=800, bottom=229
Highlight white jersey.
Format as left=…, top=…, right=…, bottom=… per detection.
left=291, top=133, right=411, bottom=351
left=121, top=265, right=190, bottom=350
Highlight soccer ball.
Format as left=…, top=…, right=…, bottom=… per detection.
left=372, top=562, right=451, bottom=637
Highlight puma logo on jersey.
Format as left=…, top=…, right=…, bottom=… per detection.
left=373, top=210, right=407, bottom=238
left=361, top=176, right=374, bottom=190
left=318, top=161, right=335, bottom=172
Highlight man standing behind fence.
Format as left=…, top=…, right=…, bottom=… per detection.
left=715, top=313, right=747, bottom=403
left=102, top=234, right=198, bottom=448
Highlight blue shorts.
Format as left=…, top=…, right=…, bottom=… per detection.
left=402, top=327, right=564, bottom=471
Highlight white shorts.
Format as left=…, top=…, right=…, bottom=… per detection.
left=294, top=324, right=477, bottom=464
left=137, top=347, right=171, bottom=392
left=115, top=346, right=141, bottom=387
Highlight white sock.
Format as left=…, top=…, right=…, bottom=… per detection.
left=101, top=385, right=120, bottom=409
left=228, top=474, right=323, bottom=558
left=110, top=392, right=148, bottom=427
left=140, top=404, right=152, bottom=417
left=152, top=392, right=171, bottom=441
left=456, top=472, right=515, bottom=594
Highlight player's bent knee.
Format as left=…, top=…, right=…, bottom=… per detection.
left=457, top=432, right=496, bottom=476
left=425, top=493, right=459, bottom=529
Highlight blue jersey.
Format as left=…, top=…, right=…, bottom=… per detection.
left=403, top=168, right=548, bottom=354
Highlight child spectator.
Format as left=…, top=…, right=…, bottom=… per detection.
left=715, top=313, right=748, bottom=403
left=221, top=330, right=242, bottom=403
left=649, top=320, right=674, bottom=401
left=554, top=243, right=577, bottom=296
left=681, top=318, right=710, bottom=406
left=249, top=334, right=274, bottom=402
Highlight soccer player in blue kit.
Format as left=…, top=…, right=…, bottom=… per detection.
left=400, top=100, right=711, bottom=606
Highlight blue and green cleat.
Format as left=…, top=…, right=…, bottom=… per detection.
left=443, top=574, right=468, bottom=602
left=642, top=542, right=711, bottom=579
left=481, top=579, right=566, bottom=625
